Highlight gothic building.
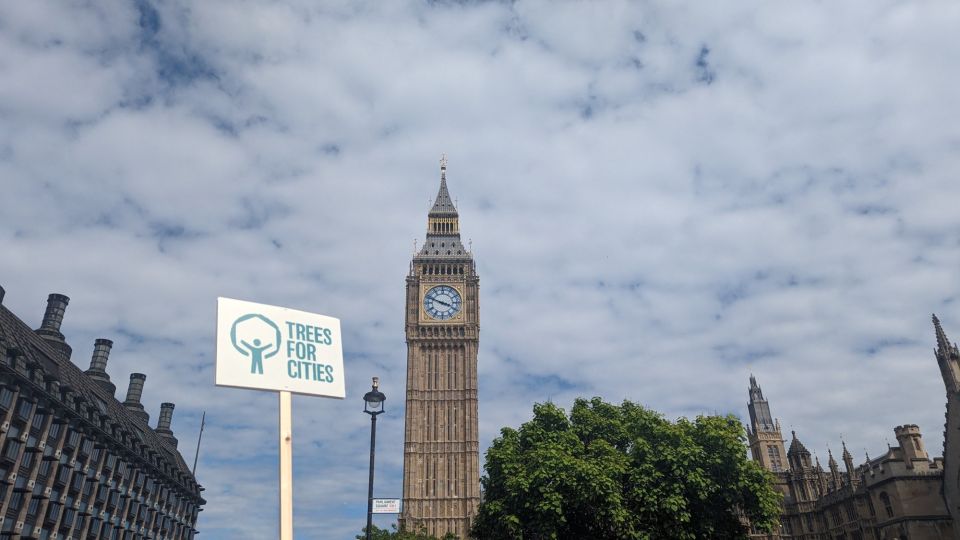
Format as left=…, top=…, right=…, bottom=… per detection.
left=0, top=287, right=204, bottom=539
left=399, top=159, right=481, bottom=539
left=746, top=315, right=960, bottom=539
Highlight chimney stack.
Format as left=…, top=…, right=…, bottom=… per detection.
left=86, top=339, right=116, bottom=395
left=156, top=402, right=178, bottom=448
left=35, top=293, right=72, bottom=359
left=123, top=373, right=150, bottom=424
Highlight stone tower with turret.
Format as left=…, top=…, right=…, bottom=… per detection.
left=747, top=375, right=788, bottom=473
left=400, top=158, right=481, bottom=539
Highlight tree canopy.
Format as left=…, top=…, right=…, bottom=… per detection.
left=471, top=397, right=781, bottom=540
left=357, top=524, right=457, bottom=540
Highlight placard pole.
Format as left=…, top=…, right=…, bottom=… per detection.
left=279, top=391, right=294, bottom=540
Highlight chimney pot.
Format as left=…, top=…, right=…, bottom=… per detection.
left=36, top=293, right=72, bottom=359
left=87, top=339, right=116, bottom=395
left=123, top=373, right=149, bottom=424
left=157, top=403, right=178, bottom=448
left=88, top=339, right=113, bottom=373
left=38, top=293, right=69, bottom=334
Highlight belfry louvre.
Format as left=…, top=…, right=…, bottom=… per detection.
left=0, top=286, right=204, bottom=539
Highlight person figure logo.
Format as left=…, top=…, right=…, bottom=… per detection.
left=230, top=314, right=282, bottom=375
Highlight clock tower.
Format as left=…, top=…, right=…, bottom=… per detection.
left=400, top=158, right=481, bottom=539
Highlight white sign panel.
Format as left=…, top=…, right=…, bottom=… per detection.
left=216, top=297, right=345, bottom=398
left=372, top=499, right=401, bottom=514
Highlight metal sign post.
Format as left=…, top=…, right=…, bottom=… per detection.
left=215, top=297, right=346, bottom=540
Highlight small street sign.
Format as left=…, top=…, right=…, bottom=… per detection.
left=372, top=499, right=402, bottom=514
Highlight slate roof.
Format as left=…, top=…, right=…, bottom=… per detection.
left=429, top=174, right=458, bottom=217
left=0, top=301, right=204, bottom=502
left=417, top=235, right=470, bottom=260
left=788, top=430, right=810, bottom=458
left=417, top=168, right=472, bottom=260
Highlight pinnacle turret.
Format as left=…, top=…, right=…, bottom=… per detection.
left=934, top=314, right=959, bottom=358
left=747, top=375, right=775, bottom=432
left=788, top=431, right=812, bottom=470
left=933, top=314, right=960, bottom=393
left=841, top=440, right=856, bottom=482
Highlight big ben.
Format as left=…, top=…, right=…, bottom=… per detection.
left=400, top=157, right=481, bottom=539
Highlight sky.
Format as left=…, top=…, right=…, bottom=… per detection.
left=1, top=0, right=959, bottom=538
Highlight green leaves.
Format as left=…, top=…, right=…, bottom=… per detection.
left=472, top=399, right=781, bottom=540
left=357, top=524, right=455, bottom=540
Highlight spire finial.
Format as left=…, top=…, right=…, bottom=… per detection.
left=440, top=153, right=448, bottom=179
left=934, top=313, right=952, bottom=352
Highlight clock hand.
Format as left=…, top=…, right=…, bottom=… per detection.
left=433, top=298, right=453, bottom=308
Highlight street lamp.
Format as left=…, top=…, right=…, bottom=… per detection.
left=363, top=377, right=386, bottom=540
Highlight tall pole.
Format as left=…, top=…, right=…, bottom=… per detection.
left=192, top=411, right=206, bottom=475
left=366, top=413, right=377, bottom=540
left=279, top=391, right=293, bottom=540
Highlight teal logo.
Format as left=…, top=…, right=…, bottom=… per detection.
left=231, top=314, right=282, bottom=375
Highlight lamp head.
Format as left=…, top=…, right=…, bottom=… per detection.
left=363, top=376, right=386, bottom=415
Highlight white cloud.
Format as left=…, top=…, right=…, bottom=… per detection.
left=1, top=1, right=959, bottom=538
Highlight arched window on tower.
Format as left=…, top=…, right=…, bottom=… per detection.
left=767, top=446, right=783, bottom=472
left=879, top=492, right=893, bottom=518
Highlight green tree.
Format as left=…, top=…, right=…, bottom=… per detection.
left=357, top=524, right=458, bottom=540
left=471, top=398, right=781, bottom=540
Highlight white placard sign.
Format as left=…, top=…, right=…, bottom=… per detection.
left=372, top=499, right=401, bottom=514
left=216, top=297, right=345, bottom=398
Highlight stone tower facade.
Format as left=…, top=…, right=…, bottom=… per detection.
left=400, top=159, right=481, bottom=539
left=747, top=374, right=787, bottom=472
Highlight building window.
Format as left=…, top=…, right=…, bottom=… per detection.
left=48, top=422, right=62, bottom=440
left=32, top=410, right=46, bottom=430
left=767, top=446, right=784, bottom=472
left=66, top=429, right=81, bottom=449
left=0, top=388, right=14, bottom=410
left=27, top=496, right=41, bottom=518
left=7, top=491, right=24, bottom=512
left=831, top=506, right=842, bottom=526
left=16, top=398, right=34, bottom=420
left=845, top=501, right=857, bottom=521
left=879, top=492, right=893, bottom=518
left=3, top=438, right=22, bottom=461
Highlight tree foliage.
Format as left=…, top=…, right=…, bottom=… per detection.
left=357, top=524, right=457, bottom=540
left=471, top=398, right=781, bottom=540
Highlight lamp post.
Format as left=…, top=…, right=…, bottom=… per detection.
left=363, top=377, right=386, bottom=540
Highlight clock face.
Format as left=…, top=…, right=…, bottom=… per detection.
left=423, top=285, right=462, bottom=321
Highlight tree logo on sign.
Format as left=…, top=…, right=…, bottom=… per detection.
left=230, top=314, right=282, bottom=375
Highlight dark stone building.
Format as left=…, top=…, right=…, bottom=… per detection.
left=0, top=286, right=204, bottom=539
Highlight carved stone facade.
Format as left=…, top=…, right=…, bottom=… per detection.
left=0, top=287, right=204, bottom=539
left=747, top=316, right=960, bottom=539
left=399, top=162, right=481, bottom=539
